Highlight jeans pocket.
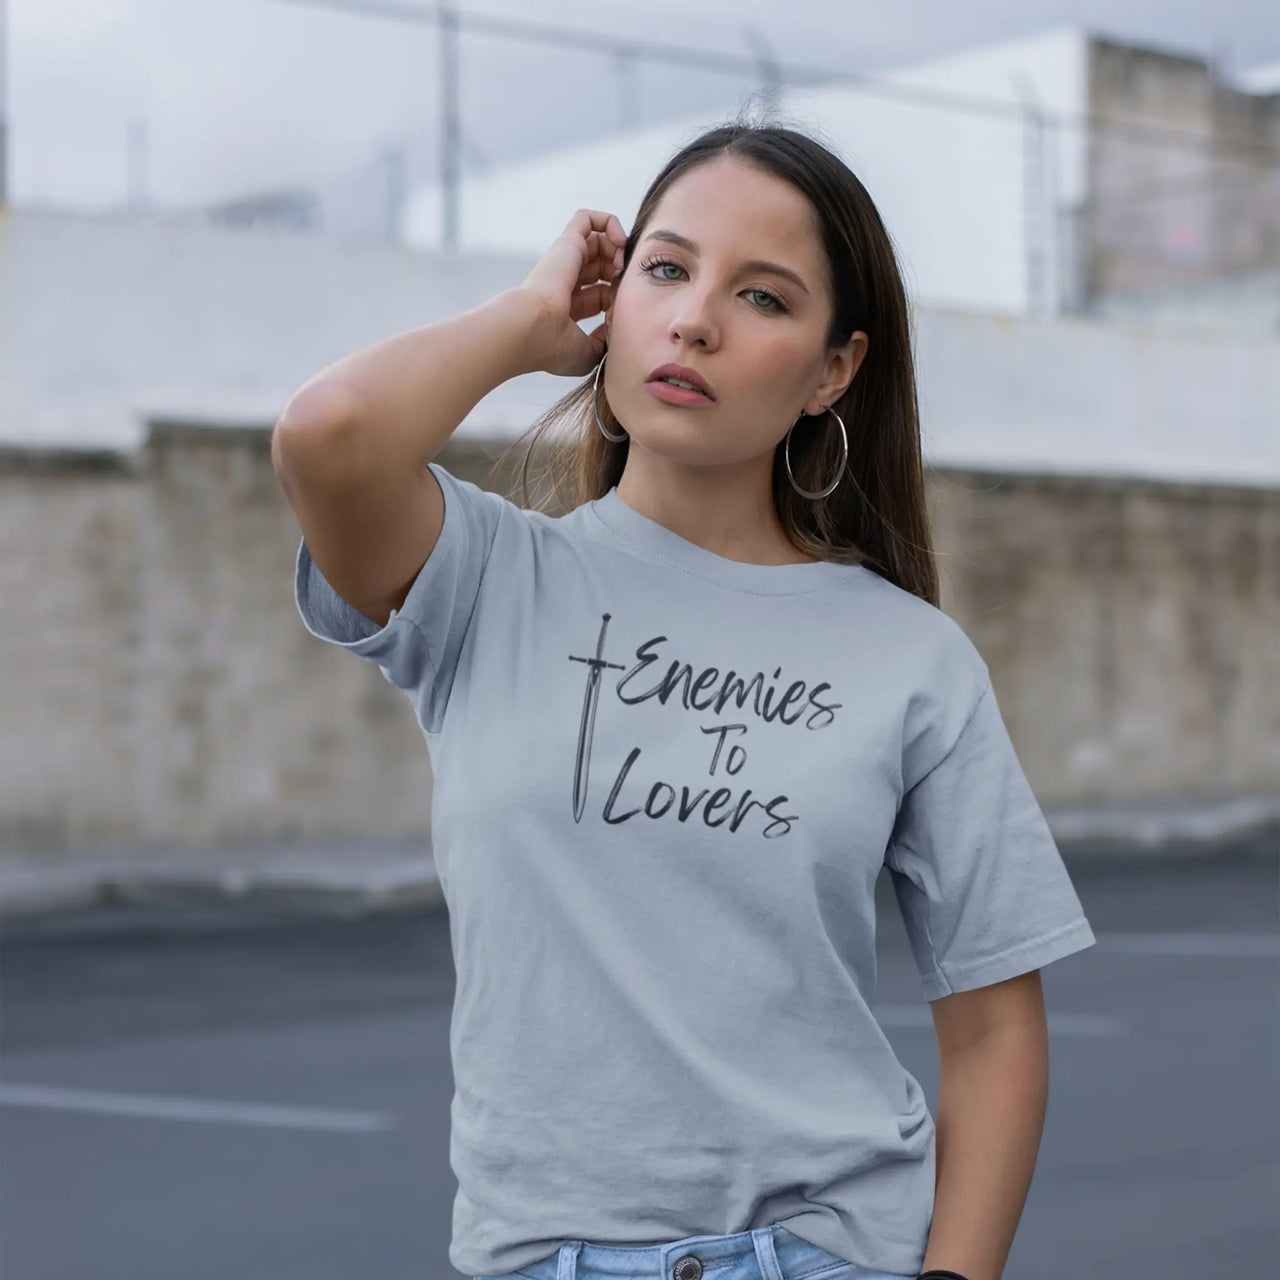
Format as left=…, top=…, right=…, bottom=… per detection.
left=774, top=1226, right=862, bottom=1280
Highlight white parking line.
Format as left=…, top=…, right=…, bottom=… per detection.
left=0, top=1083, right=395, bottom=1132
left=1093, top=931, right=1278, bottom=958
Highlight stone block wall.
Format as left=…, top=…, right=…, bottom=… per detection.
left=1, top=424, right=1274, bottom=855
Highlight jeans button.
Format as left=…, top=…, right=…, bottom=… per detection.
left=672, top=1256, right=703, bottom=1280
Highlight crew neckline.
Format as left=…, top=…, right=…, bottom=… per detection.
left=587, top=486, right=861, bottom=595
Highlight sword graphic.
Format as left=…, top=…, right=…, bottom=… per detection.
left=567, top=613, right=626, bottom=822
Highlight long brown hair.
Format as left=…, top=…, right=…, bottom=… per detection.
left=490, top=112, right=939, bottom=606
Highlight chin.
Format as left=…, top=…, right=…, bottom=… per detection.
left=626, top=418, right=718, bottom=455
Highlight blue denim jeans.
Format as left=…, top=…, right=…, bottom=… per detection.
left=474, top=1223, right=916, bottom=1280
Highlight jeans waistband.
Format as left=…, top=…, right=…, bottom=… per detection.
left=517, top=1223, right=855, bottom=1280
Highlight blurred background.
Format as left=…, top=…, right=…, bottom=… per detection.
left=0, top=2, right=1276, bottom=1278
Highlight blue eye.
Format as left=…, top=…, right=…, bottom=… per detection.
left=637, top=256, right=789, bottom=314
left=640, top=256, right=689, bottom=286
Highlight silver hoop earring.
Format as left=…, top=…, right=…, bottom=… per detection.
left=784, top=405, right=849, bottom=500
left=594, top=353, right=628, bottom=443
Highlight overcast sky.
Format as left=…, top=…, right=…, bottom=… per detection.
left=9, top=0, right=1280, bottom=214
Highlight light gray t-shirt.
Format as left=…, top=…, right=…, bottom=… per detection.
left=293, top=461, right=1096, bottom=1279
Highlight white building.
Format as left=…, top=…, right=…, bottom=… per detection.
left=0, top=27, right=1274, bottom=486
left=402, top=25, right=1279, bottom=334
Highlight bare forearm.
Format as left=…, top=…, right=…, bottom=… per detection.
left=920, top=1025, right=1049, bottom=1280
left=277, top=286, right=546, bottom=475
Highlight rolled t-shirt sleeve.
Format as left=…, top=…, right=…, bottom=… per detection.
left=292, top=461, right=506, bottom=734
left=886, top=677, right=1096, bottom=1002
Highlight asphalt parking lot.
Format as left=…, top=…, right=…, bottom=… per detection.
left=2, top=837, right=1275, bottom=1280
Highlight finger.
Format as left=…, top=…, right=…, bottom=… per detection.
left=576, top=231, right=615, bottom=288
left=593, top=232, right=621, bottom=283
left=568, top=280, right=610, bottom=323
left=575, top=210, right=628, bottom=267
left=568, top=280, right=608, bottom=322
left=597, top=232, right=623, bottom=281
left=590, top=228, right=614, bottom=264
left=565, top=208, right=623, bottom=247
left=575, top=237, right=607, bottom=290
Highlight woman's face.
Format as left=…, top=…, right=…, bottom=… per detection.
left=603, top=155, right=867, bottom=473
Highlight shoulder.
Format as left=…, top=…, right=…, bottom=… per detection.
left=848, top=568, right=992, bottom=778
left=853, top=565, right=989, bottom=691
left=428, top=462, right=514, bottom=521
left=428, top=462, right=568, bottom=533
left=425, top=464, right=595, bottom=593
left=426, top=462, right=568, bottom=559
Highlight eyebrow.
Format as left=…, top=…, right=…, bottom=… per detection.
left=640, top=229, right=811, bottom=296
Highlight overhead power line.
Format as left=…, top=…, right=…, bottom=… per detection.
left=264, top=0, right=1280, bottom=165
left=259, top=0, right=1277, bottom=253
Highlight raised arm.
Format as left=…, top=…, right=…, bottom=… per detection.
left=270, top=208, right=627, bottom=629
left=270, top=288, right=546, bottom=627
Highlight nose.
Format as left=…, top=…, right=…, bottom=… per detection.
left=667, top=289, right=720, bottom=350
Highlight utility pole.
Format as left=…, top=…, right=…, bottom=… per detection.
left=0, top=0, right=8, bottom=205
left=383, top=141, right=407, bottom=243
left=439, top=1, right=460, bottom=251
left=126, top=116, right=150, bottom=213
left=742, top=24, right=782, bottom=119
left=616, top=47, right=639, bottom=132
left=1013, top=73, right=1053, bottom=317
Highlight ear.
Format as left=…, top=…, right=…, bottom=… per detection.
left=805, top=331, right=868, bottom=416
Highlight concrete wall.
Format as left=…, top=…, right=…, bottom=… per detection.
left=2, top=425, right=1275, bottom=856
left=4, top=206, right=1278, bottom=488
left=1087, top=38, right=1280, bottom=296
left=1, top=205, right=1276, bottom=858
left=930, top=468, right=1278, bottom=798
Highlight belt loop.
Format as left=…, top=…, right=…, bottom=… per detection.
left=557, top=1240, right=582, bottom=1280
left=751, top=1227, right=785, bottom=1280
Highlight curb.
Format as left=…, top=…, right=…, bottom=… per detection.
left=0, top=847, right=445, bottom=920
left=1047, top=793, right=1280, bottom=855
left=1, top=796, right=1276, bottom=921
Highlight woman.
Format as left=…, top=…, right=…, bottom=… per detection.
left=273, top=119, right=1096, bottom=1280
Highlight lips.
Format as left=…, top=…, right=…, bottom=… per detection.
left=646, top=362, right=716, bottom=401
